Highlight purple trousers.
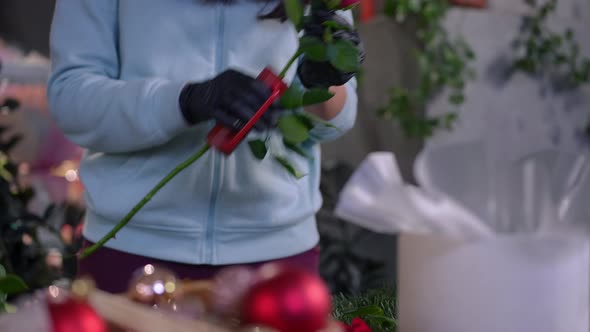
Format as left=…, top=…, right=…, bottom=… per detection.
left=77, top=240, right=320, bottom=294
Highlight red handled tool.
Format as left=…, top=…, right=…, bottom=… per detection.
left=207, top=67, right=288, bottom=155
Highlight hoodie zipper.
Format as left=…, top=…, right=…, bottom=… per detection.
left=204, top=5, right=226, bottom=263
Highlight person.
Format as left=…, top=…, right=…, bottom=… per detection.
left=47, top=0, right=362, bottom=293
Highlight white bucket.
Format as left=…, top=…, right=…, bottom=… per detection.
left=397, top=233, right=589, bottom=332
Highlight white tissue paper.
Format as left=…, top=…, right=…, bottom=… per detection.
left=334, top=143, right=590, bottom=332
left=334, top=151, right=494, bottom=238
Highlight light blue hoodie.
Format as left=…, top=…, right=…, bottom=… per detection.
left=47, top=0, right=357, bottom=265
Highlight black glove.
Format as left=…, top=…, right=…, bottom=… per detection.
left=179, top=69, right=280, bottom=132
left=297, top=10, right=365, bottom=89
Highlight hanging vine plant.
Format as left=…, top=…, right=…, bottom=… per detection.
left=512, top=0, right=590, bottom=87
left=511, top=0, right=590, bottom=134
left=379, top=0, right=476, bottom=138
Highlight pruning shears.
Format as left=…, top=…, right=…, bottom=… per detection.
left=207, top=67, right=288, bottom=155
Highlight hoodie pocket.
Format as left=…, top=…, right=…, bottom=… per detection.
left=216, top=133, right=316, bottom=231
left=80, top=136, right=211, bottom=233
left=81, top=152, right=152, bottom=219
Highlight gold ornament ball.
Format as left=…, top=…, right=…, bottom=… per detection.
left=127, top=264, right=182, bottom=307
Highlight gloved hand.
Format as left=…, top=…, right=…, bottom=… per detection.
left=297, top=10, right=365, bottom=89
left=179, top=69, right=281, bottom=132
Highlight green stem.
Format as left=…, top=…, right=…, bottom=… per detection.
left=323, top=26, right=333, bottom=43
left=80, top=144, right=211, bottom=259
left=279, top=50, right=303, bottom=79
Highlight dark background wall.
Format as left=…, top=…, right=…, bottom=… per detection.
left=0, top=0, right=56, bottom=56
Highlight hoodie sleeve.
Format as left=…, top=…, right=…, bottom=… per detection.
left=306, top=76, right=358, bottom=143
left=306, top=10, right=358, bottom=143
left=47, top=0, right=190, bottom=153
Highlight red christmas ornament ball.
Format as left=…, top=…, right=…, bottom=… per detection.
left=241, top=265, right=331, bottom=332
left=48, top=297, right=107, bottom=332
